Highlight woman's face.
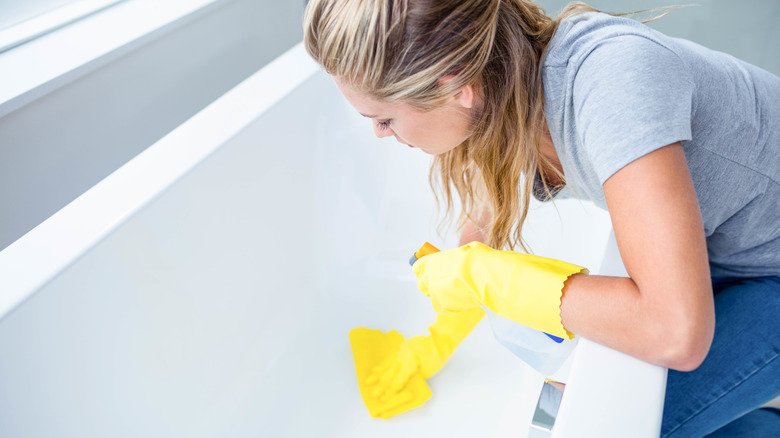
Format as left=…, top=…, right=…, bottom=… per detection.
left=334, top=77, right=476, bottom=155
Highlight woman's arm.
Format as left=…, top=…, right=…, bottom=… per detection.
left=459, top=219, right=487, bottom=245
left=459, top=178, right=492, bottom=245
left=559, top=142, right=715, bottom=371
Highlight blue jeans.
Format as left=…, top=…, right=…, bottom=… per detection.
left=661, top=276, right=780, bottom=437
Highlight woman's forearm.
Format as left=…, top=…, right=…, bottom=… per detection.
left=560, top=273, right=712, bottom=371
left=459, top=219, right=487, bottom=245
left=460, top=219, right=712, bottom=371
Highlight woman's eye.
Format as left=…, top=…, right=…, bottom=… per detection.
left=377, top=120, right=391, bottom=130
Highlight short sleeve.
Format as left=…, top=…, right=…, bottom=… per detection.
left=572, top=35, right=694, bottom=184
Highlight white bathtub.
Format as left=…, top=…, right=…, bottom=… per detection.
left=0, top=44, right=665, bottom=437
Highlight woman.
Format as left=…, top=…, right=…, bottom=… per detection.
left=303, top=0, right=780, bottom=435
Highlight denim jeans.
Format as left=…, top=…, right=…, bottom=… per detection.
left=661, top=276, right=780, bottom=437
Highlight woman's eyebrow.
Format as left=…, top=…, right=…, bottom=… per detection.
left=359, top=112, right=378, bottom=118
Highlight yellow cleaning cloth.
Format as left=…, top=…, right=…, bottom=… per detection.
left=349, top=328, right=432, bottom=419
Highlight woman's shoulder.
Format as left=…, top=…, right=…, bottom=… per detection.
left=545, top=12, right=676, bottom=68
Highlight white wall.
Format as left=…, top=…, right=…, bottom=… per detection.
left=0, top=0, right=304, bottom=250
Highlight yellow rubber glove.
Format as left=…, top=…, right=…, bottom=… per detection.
left=408, top=306, right=485, bottom=378
left=349, top=328, right=431, bottom=419
left=412, top=241, right=588, bottom=340
left=349, top=307, right=485, bottom=419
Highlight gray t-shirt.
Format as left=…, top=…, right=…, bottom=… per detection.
left=542, top=12, right=780, bottom=278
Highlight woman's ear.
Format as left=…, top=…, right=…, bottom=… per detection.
left=454, top=83, right=475, bottom=109
left=440, top=75, right=476, bottom=109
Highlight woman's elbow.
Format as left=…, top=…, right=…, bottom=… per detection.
left=663, top=316, right=715, bottom=372
left=666, top=340, right=711, bottom=372
left=644, top=280, right=715, bottom=371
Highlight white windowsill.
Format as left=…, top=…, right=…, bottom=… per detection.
left=0, top=0, right=225, bottom=119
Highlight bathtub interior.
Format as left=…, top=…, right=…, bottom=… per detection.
left=0, top=62, right=614, bottom=436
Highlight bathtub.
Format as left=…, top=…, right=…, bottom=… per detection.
left=0, top=44, right=665, bottom=437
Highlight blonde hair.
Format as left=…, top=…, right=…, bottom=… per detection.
left=304, top=0, right=677, bottom=251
